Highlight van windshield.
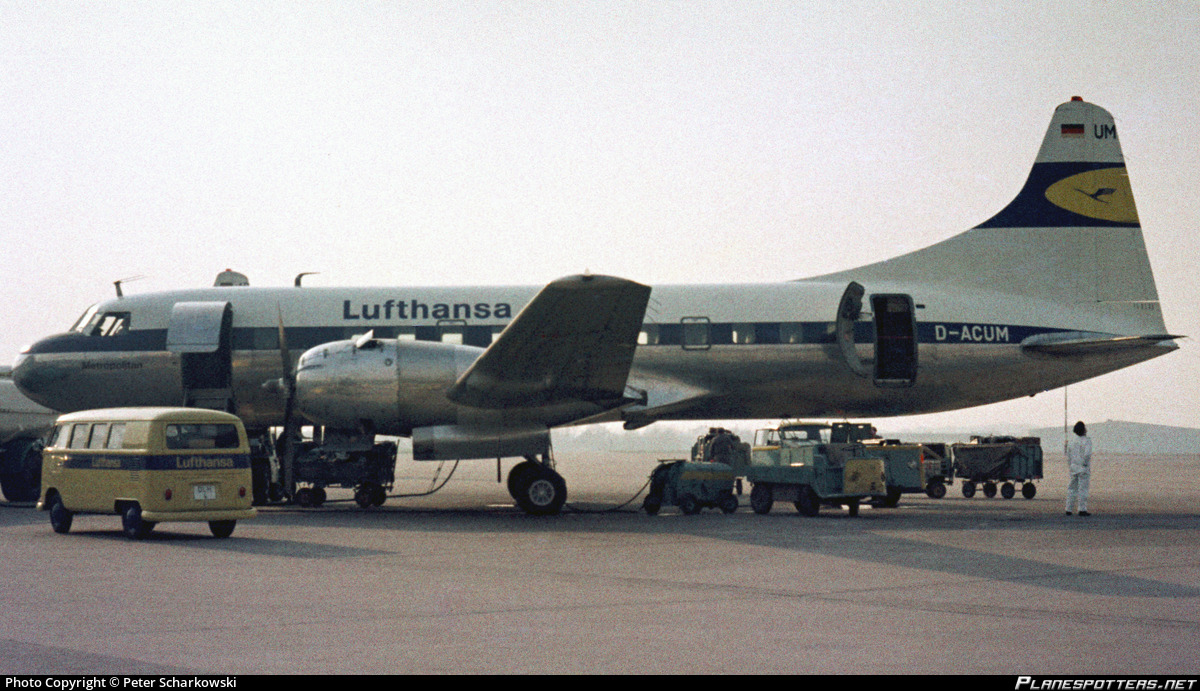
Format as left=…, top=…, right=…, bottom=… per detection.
left=164, top=424, right=241, bottom=450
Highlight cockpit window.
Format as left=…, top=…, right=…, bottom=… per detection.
left=75, top=311, right=131, bottom=337
left=70, top=305, right=99, bottom=333
left=94, top=313, right=130, bottom=336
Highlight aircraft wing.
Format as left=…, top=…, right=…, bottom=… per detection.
left=1021, top=332, right=1182, bottom=356
left=446, top=274, right=651, bottom=409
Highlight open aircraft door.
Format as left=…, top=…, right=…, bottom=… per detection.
left=870, top=294, right=917, bottom=387
left=836, top=283, right=918, bottom=388
left=166, top=301, right=234, bottom=411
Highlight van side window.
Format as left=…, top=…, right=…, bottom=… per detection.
left=46, top=425, right=66, bottom=448
left=165, top=424, right=241, bottom=450
left=87, top=423, right=110, bottom=450
left=68, top=424, right=90, bottom=449
left=107, top=424, right=126, bottom=450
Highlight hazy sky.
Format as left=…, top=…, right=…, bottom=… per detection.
left=3, top=2, right=1199, bottom=433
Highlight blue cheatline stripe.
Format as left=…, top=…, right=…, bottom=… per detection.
left=57, top=453, right=252, bottom=471
left=28, top=322, right=1073, bottom=354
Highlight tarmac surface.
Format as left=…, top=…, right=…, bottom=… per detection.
left=1, top=450, right=1198, bottom=675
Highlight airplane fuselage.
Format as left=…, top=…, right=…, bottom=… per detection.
left=11, top=277, right=1171, bottom=433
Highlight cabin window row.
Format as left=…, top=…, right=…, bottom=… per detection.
left=228, top=321, right=868, bottom=352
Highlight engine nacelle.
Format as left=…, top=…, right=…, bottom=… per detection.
left=411, top=424, right=549, bottom=461
left=295, top=336, right=483, bottom=435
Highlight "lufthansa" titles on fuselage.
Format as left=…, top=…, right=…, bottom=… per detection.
left=342, top=299, right=513, bottom=321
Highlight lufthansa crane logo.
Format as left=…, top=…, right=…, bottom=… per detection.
left=1044, top=168, right=1138, bottom=223
left=1075, top=187, right=1116, bottom=203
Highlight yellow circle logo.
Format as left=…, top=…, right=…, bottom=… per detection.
left=1044, top=167, right=1139, bottom=224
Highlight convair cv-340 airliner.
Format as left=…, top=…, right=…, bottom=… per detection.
left=9, top=98, right=1178, bottom=513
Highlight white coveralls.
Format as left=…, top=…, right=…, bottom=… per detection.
left=1065, top=433, right=1093, bottom=514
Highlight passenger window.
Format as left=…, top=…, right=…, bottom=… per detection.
left=252, top=328, right=280, bottom=351
left=437, top=320, right=466, bottom=345
left=68, top=424, right=90, bottom=449
left=638, top=325, right=660, bottom=345
left=88, top=423, right=109, bottom=450
left=731, top=324, right=755, bottom=345
left=107, top=424, right=126, bottom=450
left=463, top=326, right=493, bottom=348
left=681, top=317, right=710, bottom=350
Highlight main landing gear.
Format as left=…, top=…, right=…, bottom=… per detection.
left=506, top=455, right=567, bottom=516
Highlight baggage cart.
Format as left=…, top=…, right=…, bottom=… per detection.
left=952, top=436, right=1042, bottom=499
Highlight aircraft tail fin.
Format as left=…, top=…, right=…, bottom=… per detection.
left=817, top=97, right=1168, bottom=337
left=977, top=96, right=1138, bottom=230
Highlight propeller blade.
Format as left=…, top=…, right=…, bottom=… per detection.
left=276, top=304, right=298, bottom=499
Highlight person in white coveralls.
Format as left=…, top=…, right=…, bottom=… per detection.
left=1065, top=421, right=1093, bottom=516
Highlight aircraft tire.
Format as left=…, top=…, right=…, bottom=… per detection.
left=506, top=460, right=540, bottom=501
left=48, top=492, right=72, bottom=534
left=514, top=466, right=567, bottom=516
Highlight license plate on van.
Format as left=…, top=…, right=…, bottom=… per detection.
left=193, top=484, right=217, bottom=501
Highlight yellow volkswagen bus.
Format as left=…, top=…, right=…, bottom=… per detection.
left=38, top=407, right=257, bottom=539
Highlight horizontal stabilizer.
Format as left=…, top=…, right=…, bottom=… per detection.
left=1021, top=332, right=1181, bottom=356
left=447, top=274, right=651, bottom=409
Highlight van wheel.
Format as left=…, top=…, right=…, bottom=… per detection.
left=209, top=520, right=236, bottom=538
left=121, top=504, right=154, bottom=540
left=48, top=492, right=73, bottom=534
